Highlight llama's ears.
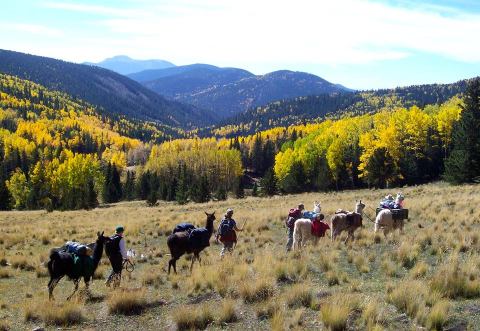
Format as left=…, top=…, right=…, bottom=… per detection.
left=97, top=231, right=100, bottom=237
left=359, top=200, right=362, bottom=203
left=205, top=212, right=208, bottom=216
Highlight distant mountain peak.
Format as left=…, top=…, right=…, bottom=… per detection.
left=84, top=55, right=175, bottom=75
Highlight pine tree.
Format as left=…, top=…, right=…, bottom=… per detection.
left=234, top=176, right=245, bottom=199
left=262, top=139, right=276, bottom=175
left=86, top=179, right=98, bottom=209
left=252, top=182, right=258, bottom=197
left=281, top=161, right=307, bottom=193
left=123, top=171, right=136, bottom=201
left=137, top=170, right=151, bottom=200
left=103, top=162, right=122, bottom=203
left=251, top=134, right=264, bottom=175
left=444, top=78, right=480, bottom=183
left=176, top=164, right=188, bottom=204
left=260, top=167, right=277, bottom=196
left=191, top=176, right=210, bottom=203
left=0, top=166, right=11, bottom=210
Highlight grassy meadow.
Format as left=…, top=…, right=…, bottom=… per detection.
left=0, top=182, right=479, bottom=330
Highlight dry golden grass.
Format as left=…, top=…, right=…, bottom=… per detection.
left=320, top=293, right=360, bottom=331
left=23, top=298, right=85, bottom=326
left=173, top=304, right=214, bottom=330
left=1, top=182, right=480, bottom=329
left=106, top=288, right=148, bottom=315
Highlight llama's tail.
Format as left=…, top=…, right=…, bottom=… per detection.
left=47, top=249, right=60, bottom=277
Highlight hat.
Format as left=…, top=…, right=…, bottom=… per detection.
left=298, top=203, right=305, bottom=210
left=115, top=225, right=125, bottom=233
left=226, top=208, right=234, bottom=214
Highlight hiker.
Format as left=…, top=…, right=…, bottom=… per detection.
left=216, top=208, right=243, bottom=257
left=105, top=225, right=129, bottom=288
left=286, top=203, right=304, bottom=252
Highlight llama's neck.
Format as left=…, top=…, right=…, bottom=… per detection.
left=355, top=206, right=364, bottom=215
left=206, top=218, right=214, bottom=237
left=92, top=240, right=104, bottom=269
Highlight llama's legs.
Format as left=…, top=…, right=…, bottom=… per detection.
left=48, top=277, right=61, bottom=300
left=190, top=254, right=198, bottom=272
left=374, top=222, right=379, bottom=233
left=168, top=258, right=177, bottom=274
left=67, top=280, right=80, bottom=301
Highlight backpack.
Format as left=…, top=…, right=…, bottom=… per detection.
left=105, top=234, right=121, bottom=258
left=218, top=219, right=235, bottom=237
left=285, top=208, right=302, bottom=228
left=173, top=223, right=196, bottom=234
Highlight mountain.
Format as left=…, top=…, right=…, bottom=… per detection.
left=129, top=65, right=349, bottom=119
left=84, top=55, right=175, bottom=75
left=206, top=79, right=470, bottom=137
left=0, top=49, right=213, bottom=129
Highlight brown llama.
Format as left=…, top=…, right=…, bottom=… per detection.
left=167, top=212, right=216, bottom=274
left=330, top=200, right=365, bottom=243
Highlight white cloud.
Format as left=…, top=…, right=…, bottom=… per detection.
left=36, top=0, right=480, bottom=67
left=0, top=23, right=63, bottom=37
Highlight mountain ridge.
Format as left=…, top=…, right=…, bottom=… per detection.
left=0, top=49, right=213, bottom=130
left=129, top=64, right=350, bottom=119
left=84, top=55, right=175, bottom=75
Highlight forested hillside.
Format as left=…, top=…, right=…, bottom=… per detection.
left=131, top=65, right=349, bottom=119
left=0, top=74, right=150, bottom=210
left=0, top=49, right=213, bottom=129
left=209, top=79, right=469, bottom=137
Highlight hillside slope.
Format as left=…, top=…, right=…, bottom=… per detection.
left=0, top=49, right=213, bottom=128
left=208, top=79, right=469, bottom=137
left=130, top=65, right=349, bottom=118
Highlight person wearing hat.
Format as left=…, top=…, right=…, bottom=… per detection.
left=105, top=225, right=129, bottom=288
left=216, top=208, right=243, bottom=257
left=286, top=203, right=305, bottom=252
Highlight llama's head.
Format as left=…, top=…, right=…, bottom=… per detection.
left=313, top=201, right=321, bottom=214
left=355, top=200, right=365, bottom=214
left=204, top=211, right=216, bottom=223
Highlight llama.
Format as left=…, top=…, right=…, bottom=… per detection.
left=47, top=231, right=109, bottom=300
left=292, top=214, right=329, bottom=250
left=375, top=193, right=405, bottom=236
left=167, top=212, right=216, bottom=274
left=330, top=200, right=365, bottom=243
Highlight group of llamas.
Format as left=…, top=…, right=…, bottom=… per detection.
left=46, top=199, right=405, bottom=299
left=292, top=198, right=405, bottom=250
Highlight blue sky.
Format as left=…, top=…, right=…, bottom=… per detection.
left=1, top=0, right=480, bottom=89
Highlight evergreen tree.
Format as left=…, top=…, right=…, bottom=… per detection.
left=363, top=147, right=396, bottom=188
left=103, top=162, right=122, bottom=203
left=262, top=139, right=276, bottom=175
left=191, top=176, right=210, bottom=203
left=260, top=167, right=277, bottom=196
left=252, top=182, right=258, bottom=197
left=281, top=161, right=307, bottom=193
left=0, top=166, right=11, bottom=210
left=445, top=78, right=480, bottom=183
left=123, top=171, right=136, bottom=201
left=146, top=189, right=158, bottom=206
left=251, top=135, right=264, bottom=174
left=102, top=162, right=112, bottom=202
left=175, top=164, right=188, bottom=204
left=214, top=186, right=227, bottom=201
left=137, top=170, right=151, bottom=200
left=86, top=179, right=98, bottom=209
left=234, top=176, right=245, bottom=199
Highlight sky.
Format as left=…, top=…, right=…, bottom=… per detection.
left=1, top=0, right=480, bottom=89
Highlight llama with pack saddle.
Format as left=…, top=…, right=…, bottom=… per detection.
left=47, top=231, right=109, bottom=300
left=292, top=213, right=330, bottom=250
left=167, top=212, right=216, bottom=274
left=330, top=200, right=365, bottom=243
left=375, top=193, right=406, bottom=236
